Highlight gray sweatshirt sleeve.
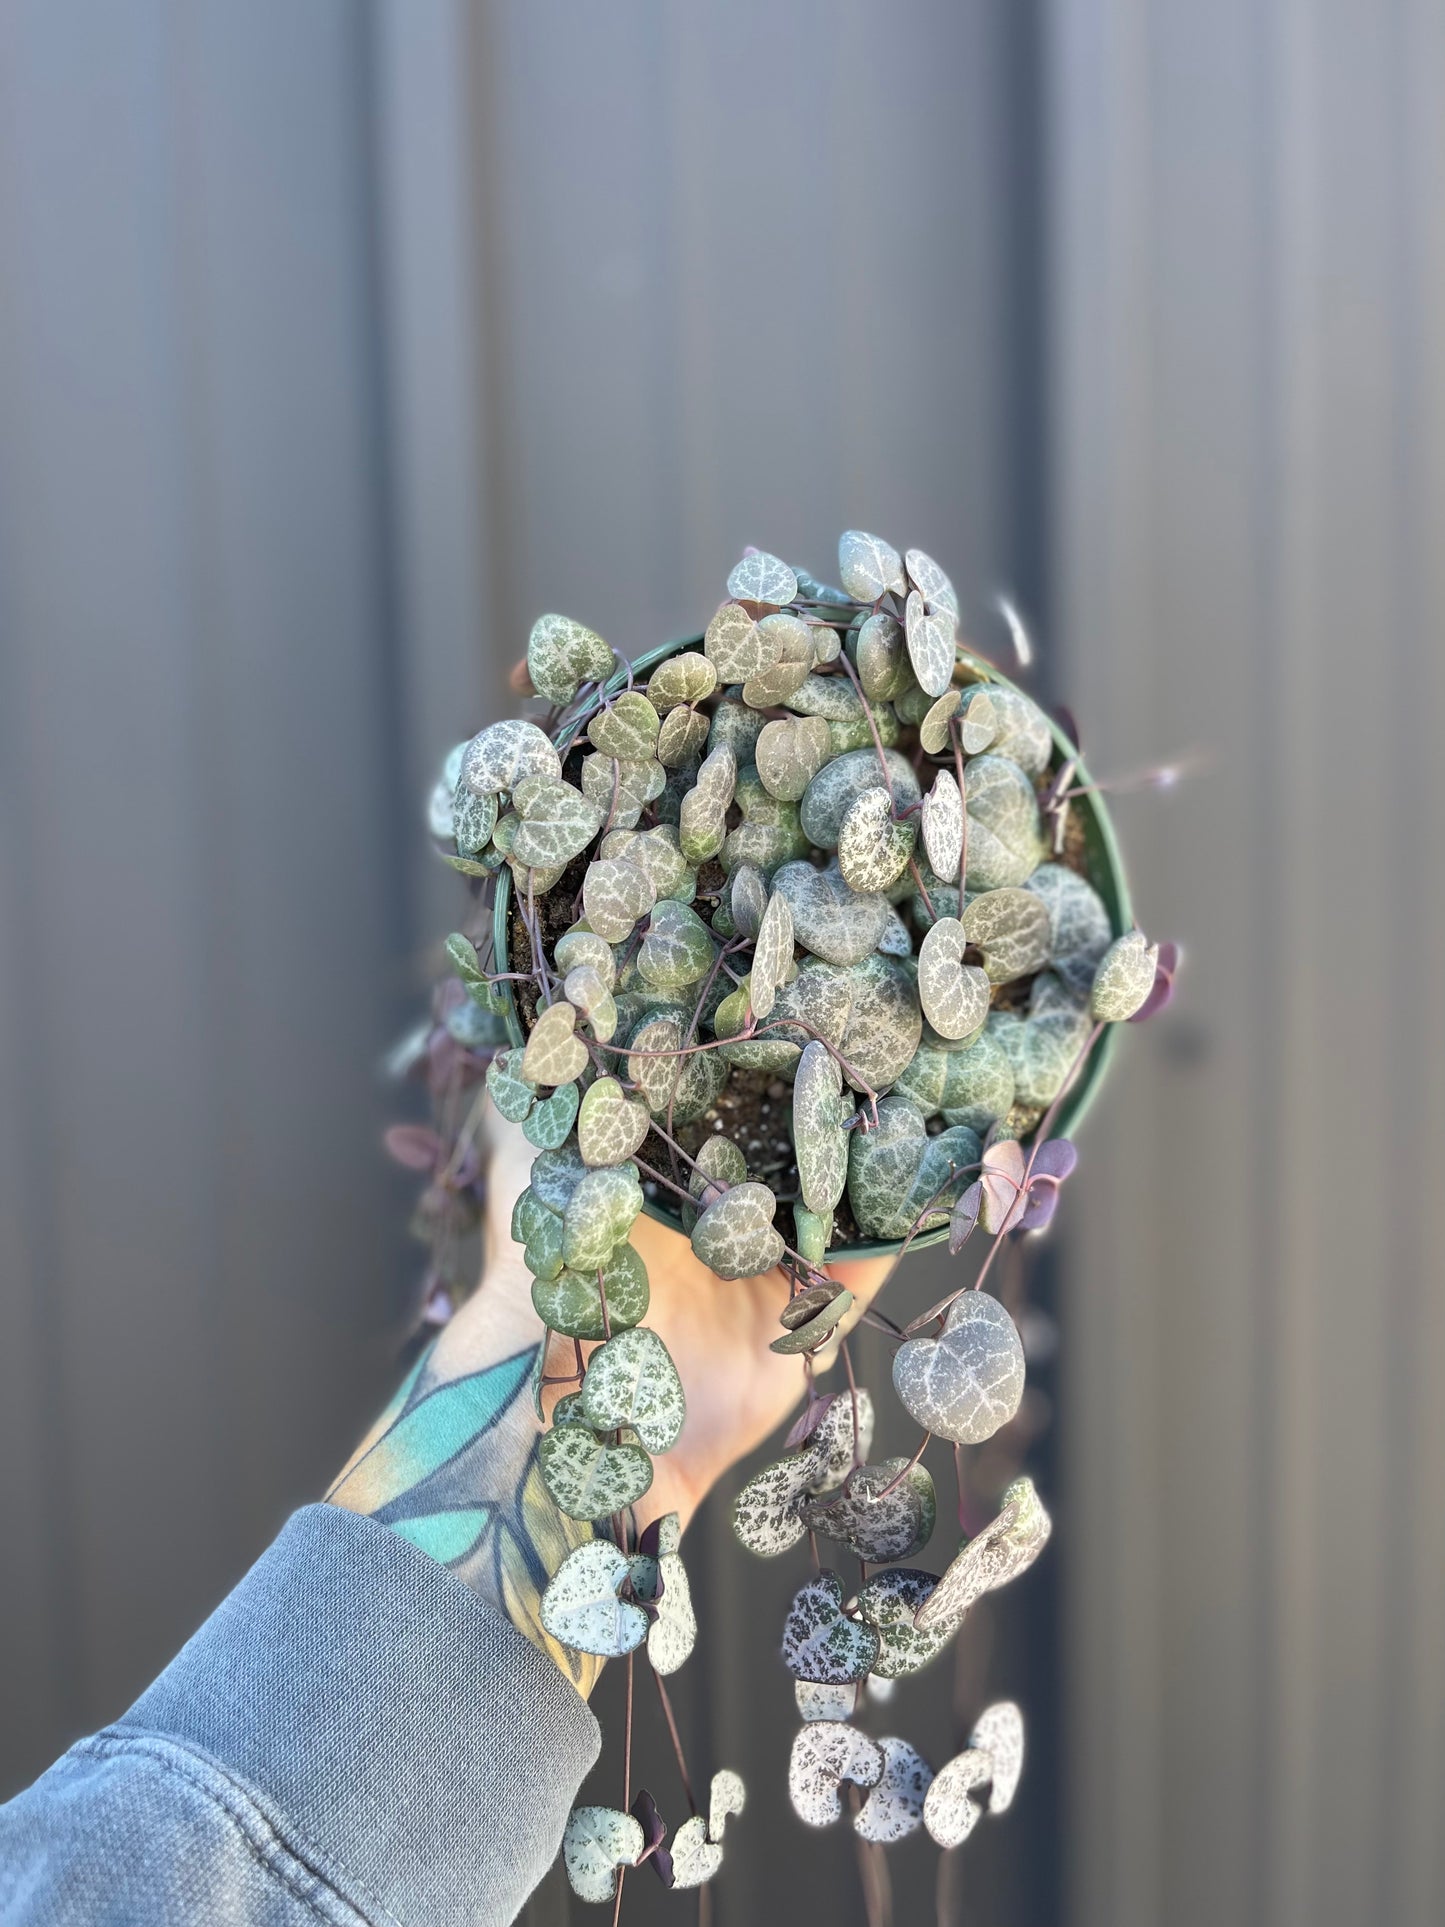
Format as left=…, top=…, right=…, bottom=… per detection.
left=0, top=1504, right=600, bottom=1927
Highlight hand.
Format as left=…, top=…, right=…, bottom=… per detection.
left=443, top=1103, right=896, bottom=1534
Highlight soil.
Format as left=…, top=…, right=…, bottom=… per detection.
left=499, top=709, right=1100, bottom=1254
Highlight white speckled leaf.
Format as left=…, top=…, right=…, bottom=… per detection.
left=647, top=650, right=717, bottom=711
left=588, top=690, right=660, bottom=763
left=539, top=1424, right=653, bottom=1521
left=771, top=861, right=888, bottom=966
left=732, top=1451, right=815, bottom=1556
left=742, top=615, right=814, bottom=707
left=522, top=1001, right=589, bottom=1087
left=838, top=530, right=905, bottom=603
left=917, top=918, right=993, bottom=1041
left=563, top=964, right=617, bottom=1044
left=800, top=748, right=920, bottom=850
left=638, top=901, right=715, bottom=989
left=522, top=1080, right=581, bottom=1150
left=856, top=1567, right=955, bottom=1677
left=690, top=1182, right=784, bottom=1279
left=852, top=611, right=908, bottom=702
left=769, top=1288, right=854, bottom=1356
left=905, top=589, right=955, bottom=698
left=529, top=1140, right=589, bottom=1214
left=727, top=547, right=798, bottom=605
left=531, top=1242, right=648, bottom=1340
left=963, top=887, right=1052, bottom=984
left=627, top=1013, right=726, bottom=1123
left=960, top=688, right=999, bottom=754
left=708, top=1769, right=746, bottom=1842
left=854, top=1737, right=935, bottom=1843
left=527, top=613, right=613, bottom=704
left=542, top=1543, right=649, bottom=1659
left=919, top=689, right=961, bottom=755
left=783, top=1573, right=880, bottom=1685
left=846, top=1096, right=980, bottom=1241
left=579, top=752, right=664, bottom=832
left=793, top=1041, right=848, bottom=1213
left=800, top=1460, right=936, bottom=1564
left=788, top=1720, right=885, bottom=1827
left=795, top=1679, right=858, bottom=1722
left=729, top=865, right=768, bottom=941
left=666, top=1815, right=721, bottom=1888
left=562, top=1163, right=644, bottom=1271
left=583, top=856, right=657, bottom=943
left=462, top=719, right=561, bottom=798
left=970, top=1701, right=1025, bottom=1813
left=964, top=755, right=1046, bottom=889
left=749, top=890, right=794, bottom=1019
left=983, top=685, right=1053, bottom=776
left=656, top=705, right=709, bottom=769
left=837, top=786, right=917, bottom=893
left=450, top=779, right=497, bottom=855
left=562, top=1805, right=644, bottom=1904
left=634, top=1547, right=696, bottom=1675
left=704, top=600, right=774, bottom=682
left=893, top=1291, right=1026, bottom=1445
left=511, top=778, right=603, bottom=869
left=1091, top=929, right=1160, bottom=1021
left=916, top=1475, right=1052, bottom=1630
left=554, top=928, right=616, bottom=986
left=921, top=769, right=965, bottom=882
left=803, top=1389, right=876, bottom=1494
left=581, top=1326, right=685, bottom=1453
left=1025, top=863, right=1113, bottom=996
left=576, top=1077, right=649, bottom=1167
left=922, top=1749, right=991, bottom=1849
left=755, top=715, right=831, bottom=801
left=486, top=1047, right=538, bottom=1123
left=905, top=546, right=959, bottom=615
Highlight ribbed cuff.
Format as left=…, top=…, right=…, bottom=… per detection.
left=119, top=1504, right=599, bottom=1927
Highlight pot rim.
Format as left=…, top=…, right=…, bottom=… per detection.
left=493, top=631, right=1131, bottom=1262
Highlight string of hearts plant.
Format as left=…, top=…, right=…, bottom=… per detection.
left=389, top=532, right=1179, bottom=1912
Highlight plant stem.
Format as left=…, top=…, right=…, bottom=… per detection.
left=652, top=1669, right=697, bottom=1815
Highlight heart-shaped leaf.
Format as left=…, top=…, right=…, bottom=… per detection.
left=588, top=690, right=661, bottom=763
left=727, top=547, right=798, bottom=606
left=602, top=825, right=690, bottom=901
left=971, top=1701, right=1025, bottom=1813
left=529, top=1139, right=588, bottom=1214
left=922, top=769, right=965, bottom=881
left=771, top=859, right=890, bottom=965
left=960, top=687, right=999, bottom=753
left=732, top=1451, right=816, bottom=1556
left=523, top=1079, right=581, bottom=1149
left=919, top=688, right=961, bottom=755
left=755, top=714, right=832, bottom=800
left=854, top=1737, right=935, bottom=1843
left=918, top=918, right=993, bottom=1041
left=977, top=1139, right=1029, bottom=1234
left=770, top=1287, right=854, bottom=1355
left=837, top=786, right=917, bottom=893
left=656, top=705, right=710, bottom=769
left=582, top=1326, right=685, bottom=1452
left=688, top=1133, right=747, bottom=1203
left=798, top=1387, right=876, bottom=1492
left=905, top=546, right=959, bottom=615
left=638, top=901, right=715, bottom=989
left=892, top=1029, right=1015, bottom=1135
left=922, top=1748, right=991, bottom=1848
left=527, top=613, right=614, bottom=704
left=627, top=1013, right=726, bottom=1123
left=742, top=615, right=814, bottom=706
left=729, top=864, right=768, bottom=941
left=793, top=1041, right=849, bottom=1213
left=704, top=600, right=775, bottom=682
left=522, top=1001, right=589, bottom=1087
left=749, top=890, right=795, bottom=1020
left=486, top=1047, right=537, bottom=1123
left=982, top=684, right=1053, bottom=775
left=800, top=747, right=921, bottom=849
left=1091, top=929, right=1161, bottom=1021
left=690, top=1182, right=785, bottom=1279
left=708, top=1768, right=746, bottom=1842
left=837, top=529, right=905, bottom=603
left=916, top=1475, right=1052, bottom=1630
left=647, top=650, right=717, bottom=711
left=563, top=1805, right=644, bottom=1903
left=846, top=1096, right=980, bottom=1242
left=563, top=964, right=617, bottom=1044
left=579, top=752, right=665, bottom=831
left=531, top=1242, right=649, bottom=1339
left=893, top=1291, right=1026, bottom=1444
left=1128, top=937, right=1180, bottom=1022
left=554, top=927, right=616, bottom=986
left=856, top=1568, right=955, bottom=1677
left=707, top=698, right=765, bottom=760
left=665, top=1815, right=721, bottom=1888
left=800, top=1459, right=937, bottom=1563
left=964, top=754, right=1046, bottom=889
left=462, top=719, right=561, bottom=797
left=904, top=588, right=955, bottom=697
left=788, top=1719, right=885, bottom=1827
left=583, top=856, right=657, bottom=943
left=541, top=1542, right=649, bottom=1657
left=450, top=779, right=498, bottom=855
left=963, top=887, right=1052, bottom=984
left=795, top=1680, right=859, bottom=1722
left=510, top=779, right=604, bottom=869
left=782, top=1572, right=880, bottom=1684
left=577, top=1077, right=650, bottom=1167
left=539, top=1423, right=654, bottom=1520
left=852, top=611, right=909, bottom=701
left=562, top=1163, right=644, bottom=1270
left=633, top=1545, right=696, bottom=1675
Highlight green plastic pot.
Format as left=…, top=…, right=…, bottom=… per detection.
left=494, top=632, right=1131, bottom=1261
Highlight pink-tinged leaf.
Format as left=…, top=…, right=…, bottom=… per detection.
left=1128, top=939, right=1181, bottom=1022
left=786, top=1392, right=840, bottom=1452
left=631, top=1789, right=668, bottom=1864
left=979, top=1140, right=1027, bottom=1234
left=948, top=1181, right=983, bottom=1255
left=384, top=1123, right=444, bottom=1172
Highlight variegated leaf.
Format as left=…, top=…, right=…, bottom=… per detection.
left=904, top=588, right=955, bottom=697
left=462, top=718, right=561, bottom=797
left=588, top=690, right=660, bottom=763
left=562, top=1806, right=644, bottom=1905
left=527, top=613, right=613, bottom=704
left=963, top=886, right=1052, bottom=984
left=892, top=1291, right=1026, bottom=1445
left=837, top=529, right=905, bottom=603
left=854, top=1737, right=935, bottom=1843
left=704, top=600, right=774, bottom=682
left=788, top=1720, right=884, bottom=1828
left=970, top=1701, right=1025, bottom=1813
left=647, top=650, right=717, bottom=711
left=922, top=1748, right=991, bottom=1849
left=1091, top=929, right=1160, bottom=1021
left=837, top=786, right=917, bottom=893
left=690, top=1182, right=785, bottom=1279
left=539, top=1424, right=653, bottom=1520
left=799, top=1460, right=937, bottom=1564
left=581, top=1326, right=685, bottom=1453
left=561, top=1163, right=644, bottom=1270
left=917, top=917, right=993, bottom=1041
left=905, top=546, right=959, bottom=615
left=793, top=1040, right=848, bottom=1213
left=577, top=1076, right=650, bottom=1167
left=855, top=1568, right=953, bottom=1677
left=727, top=547, right=798, bottom=605
left=782, top=1573, right=880, bottom=1685
left=522, top=1000, right=589, bottom=1087
left=915, top=1475, right=1052, bottom=1630
left=541, top=1543, right=649, bottom=1658
left=732, top=1452, right=815, bottom=1557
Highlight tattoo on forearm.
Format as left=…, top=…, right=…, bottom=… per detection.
left=328, top=1340, right=600, bottom=1695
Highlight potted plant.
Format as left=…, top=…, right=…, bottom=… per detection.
left=396, top=532, right=1176, bottom=1906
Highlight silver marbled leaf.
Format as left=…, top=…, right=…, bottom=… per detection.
left=657, top=705, right=710, bottom=769
left=742, top=614, right=814, bottom=707
left=921, top=769, right=965, bottom=883
left=915, top=1475, right=1052, bottom=1631
left=579, top=752, right=665, bottom=832
left=838, top=529, right=905, bottom=603
left=562, top=1163, right=645, bottom=1270
left=704, top=600, right=775, bottom=682
left=962, top=886, right=1052, bottom=985
left=771, top=860, right=890, bottom=966
left=527, top=613, right=613, bottom=704
left=782, top=1572, right=880, bottom=1685
left=531, top=1242, right=648, bottom=1340
left=964, top=754, right=1046, bottom=889
left=463, top=719, right=560, bottom=797
left=800, top=1459, right=936, bottom=1563
left=960, top=687, right=999, bottom=754
left=581, top=1326, right=685, bottom=1453
left=539, top=1424, right=653, bottom=1521
left=905, top=546, right=959, bottom=615
left=855, top=1568, right=955, bottom=1678
left=755, top=714, right=832, bottom=801
left=730, top=864, right=768, bottom=941
left=576, top=1077, right=650, bottom=1167
left=602, top=825, right=690, bottom=901
left=788, top=1720, right=885, bottom=1828
left=917, top=917, right=993, bottom=1041
left=846, top=1095, right=980, bottom=1241
left=852, top=612, right=909, bottom=701
left=555, top=927, right=615, bottom=986
left=647, top=650, right=717, bottom=711
left=920, top=688, right=962, bottom=754
left=588, top=690, right=660, bottom=763
left=795, top=1679, right=858, bottom=1722
left=1091, top=929, right=1160, bottom=1021
left=732, top=1452, right=815, bottom=1557
left=727, top=547, right=798, bottom=606
left=523, top=1080, right=582, bottom=1150
left=627, top=1012, right=726, bottom=1123
left=922, top=1748, right=991, bottom=1849
left=486, top=1046, right=538, bottom=1123
left=512, top=778, right=604, bottom=870
left=451, top=779, right=498, bottom=856
left=892, top=1290, right=1026, bottom=1445
left=800, top=747, right=920, bottom=850
left=982, top=684, right=1053, bottom=776
left=522, top=1001, right=589, bottom=1087
left=638, top=900, right=715, bottom=989
left=749, top=889, right=794, bottom=1020
left=541, top=1542, right=649, bottom=1658
left=970, top=1701, right=1025, bottom=1813
left=708, top=1768, right=746, bottom=1843
left=854, top=1738, right=935, bottom=1843
left=803, top=1387, right=876, bottom=1493
left=1025, top=862, right=1112, bottom=997
left=630, top=1545, right=696, bottom=1676
left=562, top=1805, right=644, bottom=1905
left=894, top=1027, right=1017, bottom=1134
left=563, top=963, right=617, bottom=1043
left=837, top=786, right=917, bottom=893
left=793, top=1041, right=848, bottom=1213
left=904, top=588, right=956, bottom=697
left=667, top=1816, right=721, bottom=1889
left=690, top=1181, right=785, bottom=1279
left=582, top=855, right=657, bottom=943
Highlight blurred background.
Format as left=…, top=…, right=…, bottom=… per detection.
left=2, top=3, right=1442, bottom=1924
